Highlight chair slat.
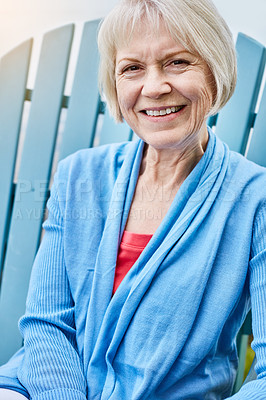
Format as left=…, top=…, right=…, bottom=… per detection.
left=0, top=39, right=33, bottom=274
left=59, top=20, right=101, bottom=160
left=215, top=33, right=266, bottom=153
left=0, top=24, right=74, bottom=364
left=246, top=82, right=266, bottom=167
left=99, top=108, right=133, bottom=145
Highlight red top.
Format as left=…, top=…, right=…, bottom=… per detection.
left=112, top=230, right=153, bottom=294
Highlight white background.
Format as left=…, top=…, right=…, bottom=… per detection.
left=0, top=0, right=266, bottom=57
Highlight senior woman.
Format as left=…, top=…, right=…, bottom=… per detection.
left=0, top=0, right=266, bottom=399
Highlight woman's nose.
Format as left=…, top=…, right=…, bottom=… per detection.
left=141, top=69, right=172, bottom=98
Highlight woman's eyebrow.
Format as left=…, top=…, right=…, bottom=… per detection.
left=160, top=49, right=194, bottom=59
left=116, top=57, right=141, bottom=65
left=116, top=50, right=193, bottom=65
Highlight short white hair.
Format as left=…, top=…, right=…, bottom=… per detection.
left=98, top=0, right=237, bottom=122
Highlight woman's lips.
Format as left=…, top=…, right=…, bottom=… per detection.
left=144, top=105, right=185, bottom=117
left=141, top=105, right=186, bottom=118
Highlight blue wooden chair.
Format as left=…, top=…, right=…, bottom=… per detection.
left=0, top=19, right=265, bottom=394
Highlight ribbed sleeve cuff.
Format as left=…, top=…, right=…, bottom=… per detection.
left=33, top=389, right=87, bottom=400
left=226, top=380, right=266, bottom=399
left=0, top=379, right=29, bottom=398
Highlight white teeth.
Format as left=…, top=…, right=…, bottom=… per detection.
left=145, top=106, right=182, bottom=117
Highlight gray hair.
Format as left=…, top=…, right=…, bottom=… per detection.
left=98, top=0, right=237, bottom=122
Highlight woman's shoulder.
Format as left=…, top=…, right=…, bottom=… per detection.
left=47, top=141, right=140, bottom=202
left=227, top=147, right=266, bottom=186
left=56, top=140, right=137, bottom=180
left=224, top=148, right=266, bottom=211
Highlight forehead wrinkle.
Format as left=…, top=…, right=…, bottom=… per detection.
left=116, top=48, right=194, bottom=66
left=116, top=19, right=182, bottom=53
left=115, top=15, right=194, bottom=56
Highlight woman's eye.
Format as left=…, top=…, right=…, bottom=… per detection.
left=123, top=65, right=140, bottom=73
left=171, top=59, right=189, bottom=67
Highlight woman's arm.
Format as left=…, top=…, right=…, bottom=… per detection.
left=226, top=204, right=266, bottom=399
left=0, top=389, right=28, bottom=399
left=17, top=173, right=87, bottom=400
left=0, top=347, right=29, bottom=398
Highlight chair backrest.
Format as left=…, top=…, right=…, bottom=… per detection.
left=0, top=20, right=265, bottom=368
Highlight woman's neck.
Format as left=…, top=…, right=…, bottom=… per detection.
left=124, top=125, right=209, bottom=234
left=140, top=125, right=208, bottom=188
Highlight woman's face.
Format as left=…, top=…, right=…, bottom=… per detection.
left=115, top=23, right=216, bottom=150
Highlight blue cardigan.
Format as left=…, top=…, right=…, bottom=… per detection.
left=0, top=129, right=266, bottom=399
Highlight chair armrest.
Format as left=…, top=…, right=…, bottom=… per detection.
left=243, top=356, right=257, bottom=385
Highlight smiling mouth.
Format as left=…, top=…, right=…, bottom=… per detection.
left=143, top=105, right=185, bottom=117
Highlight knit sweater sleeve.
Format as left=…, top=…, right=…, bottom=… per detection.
left=225, top=203, right=266, bottom=399
left=17, top=171, right=87, bottom=400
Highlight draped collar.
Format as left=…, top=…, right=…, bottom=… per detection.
left=83, top=128, right=230, bottom=398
